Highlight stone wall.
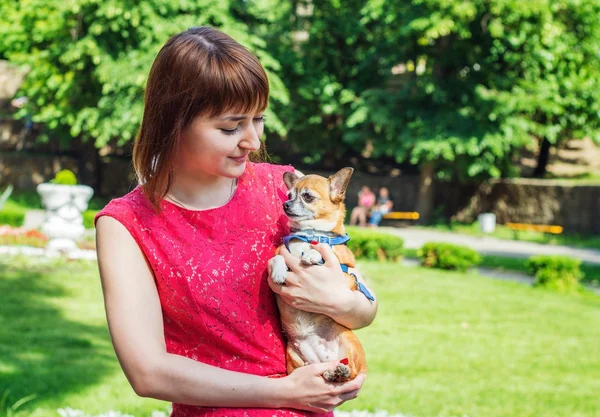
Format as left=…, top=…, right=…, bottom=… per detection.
left=0, top=150, right=137, bottom=198
left=436, top=178, right=600, bottom=234
left=1, top=112, right=599, bottom=234
left=0, top=152, right=419, bottom=207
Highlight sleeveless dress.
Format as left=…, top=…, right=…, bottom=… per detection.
left=95, top=162, right=333, bottom=417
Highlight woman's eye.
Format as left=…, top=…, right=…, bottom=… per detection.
left=302, top=193, right=315, bottom=203
left=220, top=126, right=240, bottom=135
left=254, top=115, right=266, bottom=123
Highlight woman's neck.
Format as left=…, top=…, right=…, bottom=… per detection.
left=168, top=171, right=237, bottom=210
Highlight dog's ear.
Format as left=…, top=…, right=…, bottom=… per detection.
left=329, top=167, right=354, bottom=203
left=283, top=171, right=299, bottom=190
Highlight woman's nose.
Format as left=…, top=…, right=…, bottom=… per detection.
left=240, top=124, right=261, bottom=151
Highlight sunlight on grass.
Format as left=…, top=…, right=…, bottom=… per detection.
left=2, top=256, right=599, bottom=417
left=0, top=256, right=167, bottom=417
left=340, top=261, right=600, bottom=417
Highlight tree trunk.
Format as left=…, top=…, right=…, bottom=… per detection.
left=416, top=162, right=435, bottom=224
left=532, top=137, right=551, bottom=178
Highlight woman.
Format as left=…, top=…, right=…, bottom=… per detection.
left=95, top=26, right=377, bottom=417
left=349, top=186, right=375, bottom=227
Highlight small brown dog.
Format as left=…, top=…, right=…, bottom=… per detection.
left=269, top=167, right=372, bottom=382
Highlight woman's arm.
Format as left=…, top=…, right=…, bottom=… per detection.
left=268, top=243, right=378, bottom=330
left=96, top=216, right=364, bottom=412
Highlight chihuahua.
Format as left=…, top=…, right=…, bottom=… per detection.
left=269, top=167, right=372, bottom=382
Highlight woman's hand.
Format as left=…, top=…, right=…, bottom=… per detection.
left=279, top=361, right=366, bottom=413
left=268, top=243, right=354, bottom=318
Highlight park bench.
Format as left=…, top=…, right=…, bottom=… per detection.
left=383, top=211, right=420, bottom=220
left=505, top=222, right=563, bottom=238
left=380, top=211, right=420, bottom=227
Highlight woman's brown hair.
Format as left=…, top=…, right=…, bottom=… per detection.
left=133, top=26, right=269, bottom=209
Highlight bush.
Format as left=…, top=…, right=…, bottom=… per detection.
left=526, top=255, right=583, bottom=292
left=419, top=242, right=481, bottom=272
left=83, top=210, right=99, bottom=229
left=0, top=207, right=25, bottom=227
left=346, top=227, right=404, bottom=262
left=52, top=169, right=77, bottom=185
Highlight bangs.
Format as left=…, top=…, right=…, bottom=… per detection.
left=134, top=26, right=271, bottom=210
left=188, top=48, right=270, bottom=121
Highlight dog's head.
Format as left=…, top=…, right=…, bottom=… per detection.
left=282, top=167, right=354, bottom=232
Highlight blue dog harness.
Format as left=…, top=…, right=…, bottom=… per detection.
left=282, top=230, right=375, bottom=301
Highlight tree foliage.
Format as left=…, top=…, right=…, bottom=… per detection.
left=0, top=0, right=288, bottom=148
left=2, top=0, right=600, bottom=181
left=268, top=0, right=600, bottom=180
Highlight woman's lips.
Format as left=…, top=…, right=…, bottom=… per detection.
left=229, top=155, right=248, bottom=163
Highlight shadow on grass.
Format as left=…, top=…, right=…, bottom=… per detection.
left=0, top=257, right=115, bottom=413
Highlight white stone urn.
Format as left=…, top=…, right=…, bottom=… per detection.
left=37, top=183, right=94, bottom=253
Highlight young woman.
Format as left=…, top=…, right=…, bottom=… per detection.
left=349, top=186, right=376, bottom=227
left=95, top=27, right=377, bottom=417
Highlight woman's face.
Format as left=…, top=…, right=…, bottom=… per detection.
left=175, top=108, right=264, bottom=180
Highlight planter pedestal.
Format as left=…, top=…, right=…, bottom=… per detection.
left=36, top=183, right=94, bottom=254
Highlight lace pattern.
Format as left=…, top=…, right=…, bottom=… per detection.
left=96, top=163, right=332, bottom=417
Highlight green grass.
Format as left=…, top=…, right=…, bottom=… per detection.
left=341, top=261, right=600, bottom=417
left=420, top=221, right=600, bottom=251
left=2, top=256, right=600, bottom=417
left=0, top=256, right=167, bottom=417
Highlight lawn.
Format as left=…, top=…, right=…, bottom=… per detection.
left=1, top=256, right=599, bottom=417
left=0, top=256, right=168, bottom=417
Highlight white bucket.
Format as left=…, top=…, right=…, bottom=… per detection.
left=478, top=213, right=496, bottom=233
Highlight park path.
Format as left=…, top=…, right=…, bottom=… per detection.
left=378, top=227, right=600, bottom=265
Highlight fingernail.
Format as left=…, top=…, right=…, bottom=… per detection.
left=310, top=240, right=318, bottom=245
left=340, top=358, right=349, bottom=365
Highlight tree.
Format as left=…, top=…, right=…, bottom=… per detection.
left=258, top=0, right=397, bottom=167
left=343, top=0, right=600, bottom=181
left=0, top=0, right=288, bottom=149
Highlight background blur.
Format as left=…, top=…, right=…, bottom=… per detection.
left=1, top=1, right=600, bottom=417
left=2, top=0, right=600, bottom=228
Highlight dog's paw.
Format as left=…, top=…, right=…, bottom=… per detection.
left=323, top=363, right=351, bottom=382
left=301, top=249, right=323, bottom=265
left=269, top=255, right=288, bottom=284
left=271, top=268, right=287, bottom=284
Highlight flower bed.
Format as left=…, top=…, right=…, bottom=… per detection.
left=0, top=225, right=48, bottom=248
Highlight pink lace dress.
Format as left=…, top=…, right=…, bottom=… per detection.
left=95, top=162, right=333, bottom=417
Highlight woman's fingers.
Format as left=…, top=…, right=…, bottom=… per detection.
left=310, top=243, right=340, bottom=267
left=278, top=245, right=305, bottom=273
left=339, top=389, right=360, bottom=401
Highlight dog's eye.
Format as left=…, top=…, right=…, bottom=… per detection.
left=302, top=193, right=315, bottom=203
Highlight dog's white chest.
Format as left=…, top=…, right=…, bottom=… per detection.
left=287, top=240, right=312, bottom=258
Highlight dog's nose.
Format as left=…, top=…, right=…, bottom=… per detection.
left=284, top=201, right=293, bottom=210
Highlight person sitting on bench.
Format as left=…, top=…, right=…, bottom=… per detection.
left=350, top=185, right=376, bottom=227
left=368, top=187, right=394, bottom=228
